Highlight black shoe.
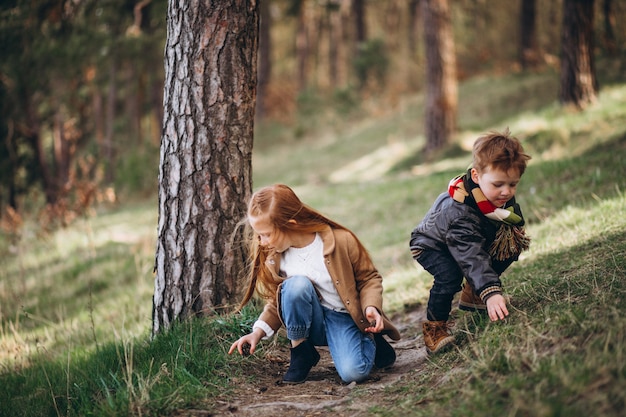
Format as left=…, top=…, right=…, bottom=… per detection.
left=374, top=333, right=396, bottom=368
left=282, top=340, right=320, bottom=384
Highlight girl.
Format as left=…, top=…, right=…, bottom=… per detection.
left=229, top=184, right=400, bottom=384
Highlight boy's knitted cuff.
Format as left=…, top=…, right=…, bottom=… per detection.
left=479, top=286, right=502, bottom=303
left=410, top=248, right=424, bottom=260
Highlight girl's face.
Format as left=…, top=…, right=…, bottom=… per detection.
left=248, top=214, right=293, bottom=253
left=471, top=165, right=520, bottom=207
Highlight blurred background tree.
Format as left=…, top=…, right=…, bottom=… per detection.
left=559, top=0, right=598, bottom=108
left=0, top=0, right=625, bottom=226
left=0, top=0, right=166, bottom=228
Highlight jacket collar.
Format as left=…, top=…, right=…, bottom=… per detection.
left=318, top=225, right=335, bottom=256
left=265, top=224, right=336, bottom=271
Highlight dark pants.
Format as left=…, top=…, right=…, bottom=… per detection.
left=416, top=249, right=514, bottom=321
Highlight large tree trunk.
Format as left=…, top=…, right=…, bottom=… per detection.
left=422, top=0, right=457, bottom=154
left=519, top=0, right=539, bottom=70
left=559, top=0, right=598, bottom=109
left=153, top=0, right=258, bottom=335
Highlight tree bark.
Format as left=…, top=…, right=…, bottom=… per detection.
left=422, top=0, right=457, bottom=154
left=153, top=0, right=257, bottom=335
left=559, top=0, right=598, bottom=109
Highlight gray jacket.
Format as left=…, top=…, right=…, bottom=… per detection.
left=409, top=191, right=519, bottom=297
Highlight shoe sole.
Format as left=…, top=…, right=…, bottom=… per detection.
left=425, top=336, right=455, bottom=355
left=458, top=302, right=487, bottom=312
left=281, top=379, right=307, bottom=385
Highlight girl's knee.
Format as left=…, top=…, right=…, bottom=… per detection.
left=283, top=275, right=314, bottom=294
left=335, top=359, right=372, bottom=384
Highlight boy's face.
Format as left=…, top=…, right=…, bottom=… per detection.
left=471, top=165, right=520, bottom=207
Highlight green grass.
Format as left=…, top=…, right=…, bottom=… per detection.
left=1, top=68, right=626, bottom=416
left=0, top=306, right=263, bottom=416
left=375, top=196, right=626, bottom=416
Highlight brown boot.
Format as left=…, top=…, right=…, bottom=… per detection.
left=459, top=282, right=487, bottom=312
left=422, top=320, right=455, bottom=354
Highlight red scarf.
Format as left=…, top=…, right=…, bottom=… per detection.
left=449, top=170, right=530, bottom=260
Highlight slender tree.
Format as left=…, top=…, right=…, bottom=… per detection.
left=408, top=0, right=420, bottom=57
left=353, top=0, right=366, bottom=46
left=327, top=0, right=344, bottom=89
left=295, top=0, right=310, bottom=92
left=559, top=0, right=598, bottom=108
left=422, top=0, right=457, bottom=154
left=602, top=0, right=617, bottom=55
left=256, top=0, right=271, bottom=120
left=153, top=0, right=258, bottom=335
left=519, top=0, right=539, bottom=69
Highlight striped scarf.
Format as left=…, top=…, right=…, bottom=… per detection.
left=448, top=170, right=530, bottom=260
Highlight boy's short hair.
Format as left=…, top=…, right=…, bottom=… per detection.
left=473, top=128, right=531, bottom=175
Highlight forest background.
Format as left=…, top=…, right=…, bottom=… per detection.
left=1, top=0, right=626, bottom=416
left=3, top=0, right=624, bottom=218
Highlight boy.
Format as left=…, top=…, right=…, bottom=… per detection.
left=409, top=129, right=531, bottom=354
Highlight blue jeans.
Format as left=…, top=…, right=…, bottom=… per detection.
left=280, top=275, right=375, bottom=383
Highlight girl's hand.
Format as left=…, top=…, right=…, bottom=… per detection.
left=228, top=329, right=264, bottom=356
left=364, top=306, right=383, bottom=333
left=486, top=294, right=509, bottom=322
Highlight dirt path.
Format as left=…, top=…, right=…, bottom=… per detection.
left=205, top=306, right=428, bottom=417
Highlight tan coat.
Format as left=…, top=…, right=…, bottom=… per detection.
left=257, top=226, right=401, bottom=341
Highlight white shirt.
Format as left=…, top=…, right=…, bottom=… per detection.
left=252, top=233, right=348, bottom=338
left=281, top=233, right=346, bottom=312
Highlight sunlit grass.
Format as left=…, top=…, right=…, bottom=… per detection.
left=376, top=193, right=626, bottom=416
left=0, top=202, right=157, bottom=371
left=1, top=68, right=626, bottom=416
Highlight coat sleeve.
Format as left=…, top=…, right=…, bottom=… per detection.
left=446, top=215, right=502, bottom=297
left=258, top=298, right=283, bottom=335
left=348, top=235, right=384, bottom=314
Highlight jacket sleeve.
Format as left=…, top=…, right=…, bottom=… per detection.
left=446, top=215, right=502, bottom=300
left=348, top=234, right=384, bottom=314
left=258, top=298, right=283, bottom=335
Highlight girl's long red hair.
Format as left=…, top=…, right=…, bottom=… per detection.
left=236, top=184, right=370, bottom=310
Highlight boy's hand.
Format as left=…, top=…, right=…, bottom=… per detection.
left=486, top=294, right=509, bottom=322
